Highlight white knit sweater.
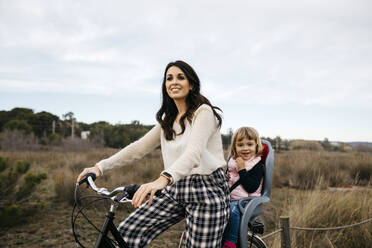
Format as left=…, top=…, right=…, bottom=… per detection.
left=96, top=104, right=226, bottom=183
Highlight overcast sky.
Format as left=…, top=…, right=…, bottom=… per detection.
left=1, top=0, right=371, bottom=142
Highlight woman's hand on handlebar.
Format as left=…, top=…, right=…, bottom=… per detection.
left=77, top=165, right=101, bottom=183
left=132, top=176, right=168, bottom=208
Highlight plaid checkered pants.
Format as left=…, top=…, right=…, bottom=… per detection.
left=118, top=168, right=230, bottom=248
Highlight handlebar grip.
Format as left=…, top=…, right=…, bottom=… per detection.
left=114, top=184, right=139, bottom=202
left=126, top=184, right=140, bottom=199
left=125, top=184, right=162, bottom=199
left=78, top=172, right=97, bottom=186
left=86, top=173, right=97, bottom=181
left=115, top=184, right=162, bottom=202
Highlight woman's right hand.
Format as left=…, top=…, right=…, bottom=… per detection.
left=77, top=165, right=101, bottom=183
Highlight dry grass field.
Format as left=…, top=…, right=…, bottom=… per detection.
left=0, top=148, right=371, bottom=247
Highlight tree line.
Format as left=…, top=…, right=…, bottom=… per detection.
left=3, top=107, right=347, bottom=152
left=1, top=108, right=239, bottom=150
left=0, top=108, right=154, bottom=149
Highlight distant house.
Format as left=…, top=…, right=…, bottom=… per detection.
left=81, top=131, right=90, bottom=139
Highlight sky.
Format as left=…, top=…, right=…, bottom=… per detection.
left=0, top=0, right=371, bottom=142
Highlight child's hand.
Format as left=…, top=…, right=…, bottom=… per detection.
left=225, top=173, right=231, bottom=180
left=236, top=157, right=245, bottom=171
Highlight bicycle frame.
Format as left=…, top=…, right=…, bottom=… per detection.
left=94, top=202, right=128, bottom=248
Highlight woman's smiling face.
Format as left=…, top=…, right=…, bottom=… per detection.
left=165, top=66, right=192, bottom=102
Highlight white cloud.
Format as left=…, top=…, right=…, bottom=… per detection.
left=0, top=0, right=371, bottom=108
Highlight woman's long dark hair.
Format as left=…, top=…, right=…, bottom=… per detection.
left=156, top=60, right=222, bottom=140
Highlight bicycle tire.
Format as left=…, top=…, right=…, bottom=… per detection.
left=244, top=232, right=267, bottom=248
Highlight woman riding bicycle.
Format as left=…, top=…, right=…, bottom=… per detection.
left=77, top=60, right=230, bottom=248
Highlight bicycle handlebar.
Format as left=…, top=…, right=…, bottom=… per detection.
left=77, top=173, right=161, bottom=203
left=77, top=173, right=139, bottom=203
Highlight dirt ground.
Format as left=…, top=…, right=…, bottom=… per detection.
left=0, top=201, right=185, bottom=248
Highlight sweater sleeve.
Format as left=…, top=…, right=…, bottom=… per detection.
left=96, top=124, right=161, bottom=175
left=163, top=105, right=217, bottom=183
left=237, top=161, right=264, bottom=193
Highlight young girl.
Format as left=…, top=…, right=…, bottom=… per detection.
left=223, top=127, right=264, bottom=248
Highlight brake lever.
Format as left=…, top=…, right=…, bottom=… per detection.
left=114, top=191, right=129, bottom=202
left=125, top=184, right=140, bottom=199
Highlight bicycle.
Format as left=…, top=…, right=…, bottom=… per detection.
left=72, top=173, right=267, bottom=248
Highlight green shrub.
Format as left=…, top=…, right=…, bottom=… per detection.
left=16, top=172, right=47, bottom=200
left=351, top=163, right=372, bottom=185
left=4, top=119, right=32, bottom=134
left=0, top=155, right=7, bottom=172
left=0, top=205, right=23, bottom=227
left=0, top=203, right=45, bottom=227
left=0, top=159, right=47, bottom=227
left=15, top=160, right=30, bottom=174
left=48, top=133, right=62, bottom=145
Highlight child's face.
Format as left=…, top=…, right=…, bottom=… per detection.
left=235, top=137, right=257, bottom=160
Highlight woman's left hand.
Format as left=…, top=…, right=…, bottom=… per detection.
left=132, top=176, right=169, bottom=208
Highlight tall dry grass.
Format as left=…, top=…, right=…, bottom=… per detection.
left=0, top=148, right=163, bottom=203
left=3, top=147, right=371, bottom=203
left=273, top=150, right=372, bottom=189
left=1, top=148, right=372, bottom=247
left=266, top=189, right=372, bottom=248
left=289, top=140, right=323, bottom=151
